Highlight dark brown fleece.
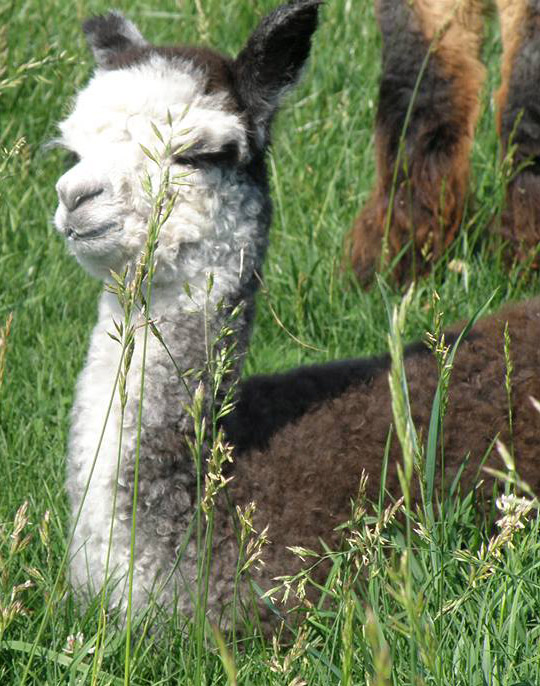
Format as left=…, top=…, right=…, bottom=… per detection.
left=496, top=0, right=540, bottom=264
left=346, top=0, right=485, bottom=285
left=222, top=297, right=540, bottom=614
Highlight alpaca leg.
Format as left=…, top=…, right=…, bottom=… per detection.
left=496, top=0, right=540, bottom=264
left=346, top=0, right=485, bottom=286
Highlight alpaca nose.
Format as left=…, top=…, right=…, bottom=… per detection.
left=56, top=179, right=105, bottom=212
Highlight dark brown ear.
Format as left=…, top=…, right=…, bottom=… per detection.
left=233, top=0, right=322, bottom=148
left=83, top=11, right=148, bottom=69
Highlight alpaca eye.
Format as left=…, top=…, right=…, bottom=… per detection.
left=173, top=142, right=239, bottom=168
left=64, top=151, right=81, bottom=169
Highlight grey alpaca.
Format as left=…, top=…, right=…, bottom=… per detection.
left=55, top=1, right=321, bottom=621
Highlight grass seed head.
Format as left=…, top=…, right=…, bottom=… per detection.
left=202, top=431, right=234, bottom=518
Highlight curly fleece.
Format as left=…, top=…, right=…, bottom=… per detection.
left=56, top=2, right=321, bottom=621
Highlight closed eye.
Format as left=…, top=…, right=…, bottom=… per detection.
left=64, top=150, right=81, bottom=169
left=172, top=142, right=239, bottom=168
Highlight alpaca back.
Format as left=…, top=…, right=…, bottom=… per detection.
left=224, top=297, right=540, bottom=602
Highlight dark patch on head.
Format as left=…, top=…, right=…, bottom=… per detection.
left=168, top=46, right=237, bottom=98
left=83, top=4, right=321, bottom=153
left=101, top=43, right=242, bottom=113
left=83, top=11, right=243, bottom=114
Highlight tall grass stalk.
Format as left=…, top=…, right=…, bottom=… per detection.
left=0, top=312, right=13, bottom=398
left=110, top=127, right=251, bottom=680
left=118, top=133, right=186, bottom=684
left=503, top=321, right=514, bottom=466
left=384, top=285, right=419, bottom=679
left=384, top=286, right=498, bottom=682
left=340, top=588, right=355, bottom=686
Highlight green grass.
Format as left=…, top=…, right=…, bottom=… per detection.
left=2, top=0, right=540, bottom=684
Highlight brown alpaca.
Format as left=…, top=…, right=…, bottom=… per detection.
left=346, top=0, right=485, bottom=285
left=223, top=296, right=540, bottom=612
left=496, top=0, right=540, bottom=264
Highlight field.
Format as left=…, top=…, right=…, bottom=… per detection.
left=2, top=0, right=540, bottom=684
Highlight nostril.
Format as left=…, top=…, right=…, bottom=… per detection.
left=57, top=182, right=105, bottom=212
left=72, top=188, right=104, bottom=210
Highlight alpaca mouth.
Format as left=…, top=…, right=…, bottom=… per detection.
left=66, top=223, right=121, bottom=241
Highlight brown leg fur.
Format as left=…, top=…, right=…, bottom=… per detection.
left=346, top=0, right=485, bottom=286
left=496, top=0, right=540, bottom=263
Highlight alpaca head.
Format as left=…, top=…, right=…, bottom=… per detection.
left=54, top=2, right=321, bottom=288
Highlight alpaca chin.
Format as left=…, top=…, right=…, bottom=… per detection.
left=66, top=229, right=129, bottom=280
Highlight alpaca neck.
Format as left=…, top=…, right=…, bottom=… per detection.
left=67, top=143, right=271, bottom=614
left=67, top=269, right=253, bottom=612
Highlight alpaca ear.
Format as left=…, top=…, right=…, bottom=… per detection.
left=83, top=11, right=148, bottom=69
left=234, top=0, right=322, bottom=147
